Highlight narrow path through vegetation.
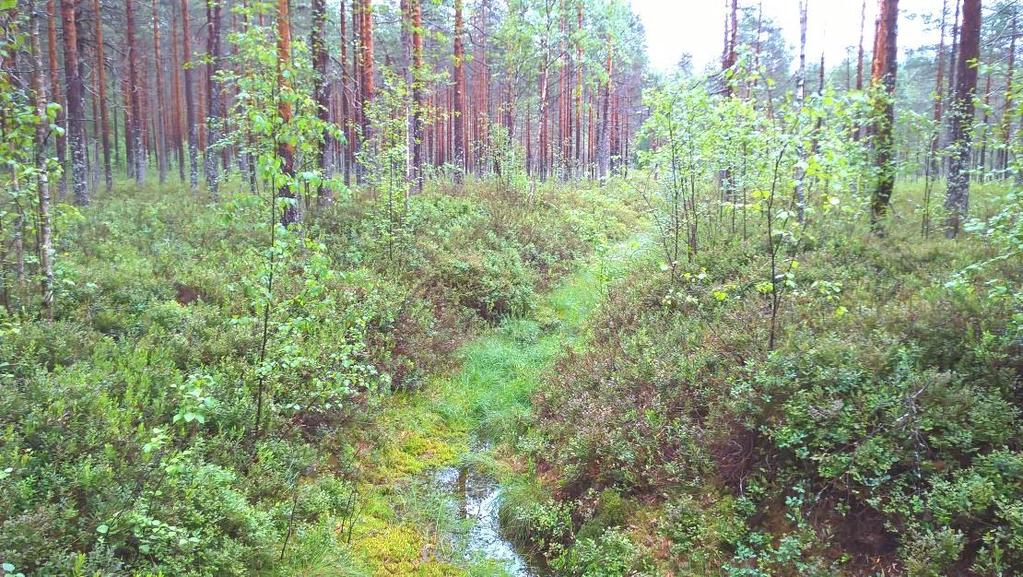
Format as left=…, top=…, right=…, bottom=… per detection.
left=348, top=233, right=648, bottom=577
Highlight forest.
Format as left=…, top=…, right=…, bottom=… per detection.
left=0, top=0, right=1021, bottom=575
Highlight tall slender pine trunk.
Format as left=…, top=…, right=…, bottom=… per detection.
left=277, top=0, right=298, bottom=225
left=152, top=0, right=167, bottom=184
left=453, top=0, right=465, bottom=180
left=126, top=0, right=145, bottom=184
left=181, top=0, right=198, bottom=191
left=93, top=0, right=112, bottom=192
left=311, top=0, right=331, bottom=203
left=944, top=0, right=981, bottom=238
left=869, top=0, right=900, bottom=231
left=30, top=4, right=55, bottom=318
left=60, top=0, right=89, bottom=203
left=205, top=0, right=223, bottom=195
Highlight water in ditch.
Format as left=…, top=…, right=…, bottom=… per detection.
left=432, top=464, right=547, bottom=577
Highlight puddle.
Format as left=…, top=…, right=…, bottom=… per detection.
left=433, top=465, right=547, bottom=577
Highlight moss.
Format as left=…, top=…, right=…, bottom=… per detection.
left=355, top=523, right=466, bottom=577
left=343, top=225, right=649, bottom=576
left=576, top=489, right=636, bottom=542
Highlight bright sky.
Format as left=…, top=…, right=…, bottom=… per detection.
left=631, top=0, right=940, bottom=74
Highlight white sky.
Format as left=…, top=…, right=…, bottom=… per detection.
left=632, top=0, right=941, bottom=74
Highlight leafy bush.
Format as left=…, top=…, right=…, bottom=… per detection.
left=552, top=528, right=648, bottom=577
left=0, top=175, right=632, bottom=575
left=523, top=179, right=1023, bottom=575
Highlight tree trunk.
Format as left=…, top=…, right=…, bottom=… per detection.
left=126, top=0, right=145, bottom=184
left=942, top=0, right=961, bottom=170
left=311, top=0, right=331, bottom=203
left=538, top=57, right=549, bottom=180
left=94, top=0, right=111, bottom=192
left=152, top=0, right=167, bottom=184
left=869, top=0, right=899, bottom=231
left=339, top=0, right=350, bottom=185
left=30, top=4, right=55, bottom=319
left=60, top=0, right=89, bottom=204
left=181, top=0, right=198, bottom=191
left=351, top=0, right=361, bottom=180
left=453, top=0, right=465, bottom=179
left=47, top=0, right=67, bottom=197
left=794, top=0, right=808, bottom=224
left=205, top=0, right=222, bottom=195
left=411, top=0, right=424, bottom=193
left=944, top=0, right=981, bottom=238
left=929, top=0, right=948, bottom=177
left=360, top=0, right=374, bottom=145
left=277, top=0, right=298, bottom=225
left=721, top=0, right=738, bottom=96
left=1000, top=8, right=1017, bottom=174
left=595, top=35, right=613, bottom=181
left=574, top=2, right=583, bottom=176
left=171, top=10, right=186, bottom=183
left=401, top=0, right=412, bottom=180
left=978, top=69, right=991, bottom=171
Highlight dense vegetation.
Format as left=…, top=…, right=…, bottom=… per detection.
left=1, top=0, right=1023, bottom=576
left=0, top=177, right=636, bottom=575
left=507, top=182, right=1023, bottom=576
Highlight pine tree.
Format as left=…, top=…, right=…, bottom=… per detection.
left=205, top=0, right=223, bottom=195
left=181, top=0, right=198, bottom=191
left=126, top=0, right=145, bottom=184
left=311, top=0, right=331, bottom=203
left=277, top=0, right=298, bottom=225
left=869, top=0, right=900, bottom=231
left=60, top=0, right=89, bottom=203
left=94, top=0, right=111, bottom=192
left=453, top=0, right=465, bottom=178
left=945, top=0, right=981, bottom=238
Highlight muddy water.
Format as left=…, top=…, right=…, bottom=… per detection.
left=433, top=465, right=547, bottom=577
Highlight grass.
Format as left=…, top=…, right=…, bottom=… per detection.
left=318, top=231, right=650, bottom=577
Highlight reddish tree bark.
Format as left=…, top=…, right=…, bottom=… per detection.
left=126, top=0, right=145, bottom=184
left=413, top=0, right=424, bottom=182
left=60, top=0, right=89, bottom=203
left=94, top=0, right=111, bottom=192
left=944, top=0, right=981, bottom=237
left=277, top=0, right=298, bottom=225
left=574, top=2, right=583, bottom=175
left=171, top=10, right=185, bottom=183
left=869, top=0, right=900, bottom=230
left=47, top=0, right=67, bottom=197
left=152, top=0, right=167, bottom=184
left=360, top=0, right=374, bottom=143
left=181, top=0, right=198, bottom=190
left=453, top=0, right=465, bottom=178
left=311, top=0, right=331, bottom=202
left=339, top=0, right=350, bottom=184
left=205, top=0, right=223, bottom=194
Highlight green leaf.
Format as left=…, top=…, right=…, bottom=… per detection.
left=2, top=563, right=15, bottom=572
left=96, top=524, right=109, bottom=534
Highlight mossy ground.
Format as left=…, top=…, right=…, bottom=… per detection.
left=325, top=234, right=648, bottom=577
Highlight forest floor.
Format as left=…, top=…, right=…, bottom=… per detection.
left=337, top=232, right=649, bottom=577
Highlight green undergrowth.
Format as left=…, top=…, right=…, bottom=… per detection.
left=501, top=180, right=1023, bottom=577
left=0, top=175, right=639, bottom=577
left=336, top=231, right=649, bottom=577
